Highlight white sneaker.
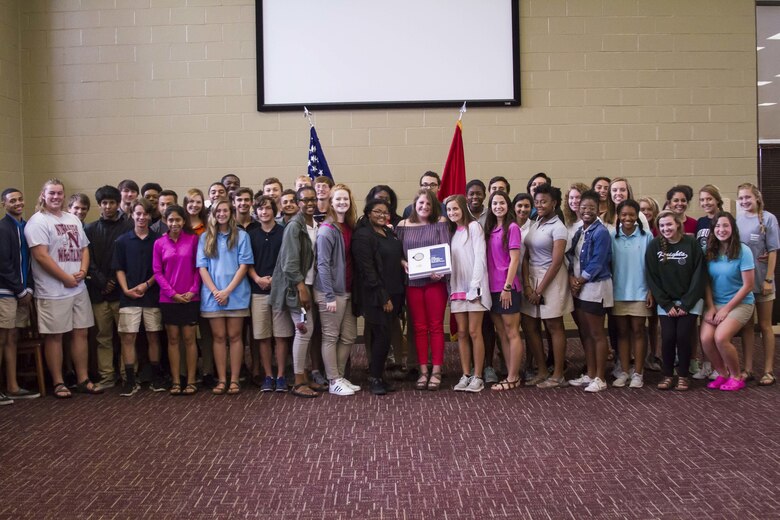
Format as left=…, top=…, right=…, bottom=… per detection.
left=328, top=378, right=355, bottom=396
left=692, top=362, right=712, bottom=380
left=709, top=369, right=721, bottom=381
left=612, top=371, right=629, bottom=388
left=465, top=376, right=484, bottom=393
left=584, top=377, right=607, bottom=393
left=341, top=378, right=361, bottom=392
left=629, top=372, right=644, bottom=388
left=568, top=374, right=593, bottom=387
left=453, top=375, right=471, bottom=391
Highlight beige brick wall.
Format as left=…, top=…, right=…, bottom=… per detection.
left=16, top=0, right=757, bottom=220
left=0, top=0, right=21, bottom=192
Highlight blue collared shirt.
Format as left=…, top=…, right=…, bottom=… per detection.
left=197, top=229, right=253, bottom=312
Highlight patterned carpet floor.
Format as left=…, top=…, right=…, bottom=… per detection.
left=2, top=336, right=779, bottom=519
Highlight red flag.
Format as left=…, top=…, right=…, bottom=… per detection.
left=438, top=120, right=466, bottom=202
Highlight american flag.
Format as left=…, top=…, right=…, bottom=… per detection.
left=307, top=126, right=333, bottom=182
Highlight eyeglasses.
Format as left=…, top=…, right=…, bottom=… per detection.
left=371, top=210, right=390, bottom=216
left=299, top=198, right=317, bottom=204
left=421, top=182, right=439, bottom=189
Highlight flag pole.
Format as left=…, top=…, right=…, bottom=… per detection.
left=458, top=101, right=467, bottom=121
left=303, top=106, right=314, bottom=127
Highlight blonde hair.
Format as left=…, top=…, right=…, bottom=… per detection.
left=325, top=183, right=357, bottom=230
left=737, top=182, right=765, bottom=233
left=203, top=198, right=238, bottom=258
left=638, top=197, right=660, bottom=231
left=36, top=178, right=65, bottom=213
left=698, top=184, right=724, bottom=213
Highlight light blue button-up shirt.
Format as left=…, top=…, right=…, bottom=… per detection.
left=197, top=229, right=253, bottom=312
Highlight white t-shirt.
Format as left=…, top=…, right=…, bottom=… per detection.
left=24, top=211, right=90, bottom=299
left=304, top=222, right=318, bottom=285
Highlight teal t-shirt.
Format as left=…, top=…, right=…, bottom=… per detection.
left=707, top=243, right=755, bottom=306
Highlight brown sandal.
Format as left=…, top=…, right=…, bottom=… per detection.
left=491, top=379, right=521, bottom=391
left=675, top=377, right=690, bottom=391
left=427, top=372, right=442, bottom=391
left=227, top=381, right=241, bottom=395
left=657, top=376, right=674, bottom=390
left=212, top=381, right=227, bottom=395
left=759, top=372, right=776, bottom=386
left=415, top=373, right=429, bottom=390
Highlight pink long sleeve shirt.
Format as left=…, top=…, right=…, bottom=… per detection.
left=152, top=232, right=201, bottom=303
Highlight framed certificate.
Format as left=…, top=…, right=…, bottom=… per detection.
left=407, top=243, right=451, bottom=281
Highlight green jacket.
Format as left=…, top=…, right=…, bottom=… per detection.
left=270, top=212, right=315, bottom=311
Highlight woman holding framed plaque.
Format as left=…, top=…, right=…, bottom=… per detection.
left=397, top=189, right=450, bottom=391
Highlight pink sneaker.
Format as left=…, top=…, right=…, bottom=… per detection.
left=707, top=376, right=729, bottom=389
left=719, top=378, right=745, bottom=391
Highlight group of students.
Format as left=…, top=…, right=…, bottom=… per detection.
left=0, top=170, right=776, bottom=404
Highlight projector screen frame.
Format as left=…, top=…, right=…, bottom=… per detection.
left=255, top=0, right=521, bottom=112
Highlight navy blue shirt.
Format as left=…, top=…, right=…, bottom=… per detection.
left=248, top=223, right=284, bottom=295
left=112, top=229, right=161, bottom=308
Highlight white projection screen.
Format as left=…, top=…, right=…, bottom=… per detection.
left=256, top=0, right=520, bottom=111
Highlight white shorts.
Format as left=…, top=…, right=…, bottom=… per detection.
left=36, top=290, right=95, bottom=334
left=118, top=307, right=163, bottom=333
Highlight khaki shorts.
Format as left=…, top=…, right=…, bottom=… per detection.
left=612, top=300, right=652, bottom=317
left=118, top=307, right=163, bottom=333
left=251, top=294, right=294, bottom=339
left=716, top=303, right=755, bottom=326
left=36, top=291, right=95, bottom=334
left=755, top=291, right=776, bottom=303
left=0, top=296, right=31, bottom=329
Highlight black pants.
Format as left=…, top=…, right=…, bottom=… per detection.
left=367, top=294, right=403, bottom=379
left=367, top=318, right=391, bottom=379
left=659, top=314, right=697, bottom=377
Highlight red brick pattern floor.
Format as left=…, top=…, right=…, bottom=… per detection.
left=1, top=337, right=779, bottom=519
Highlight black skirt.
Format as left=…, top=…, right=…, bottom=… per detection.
left=160, top=301, right=200, bottom=326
